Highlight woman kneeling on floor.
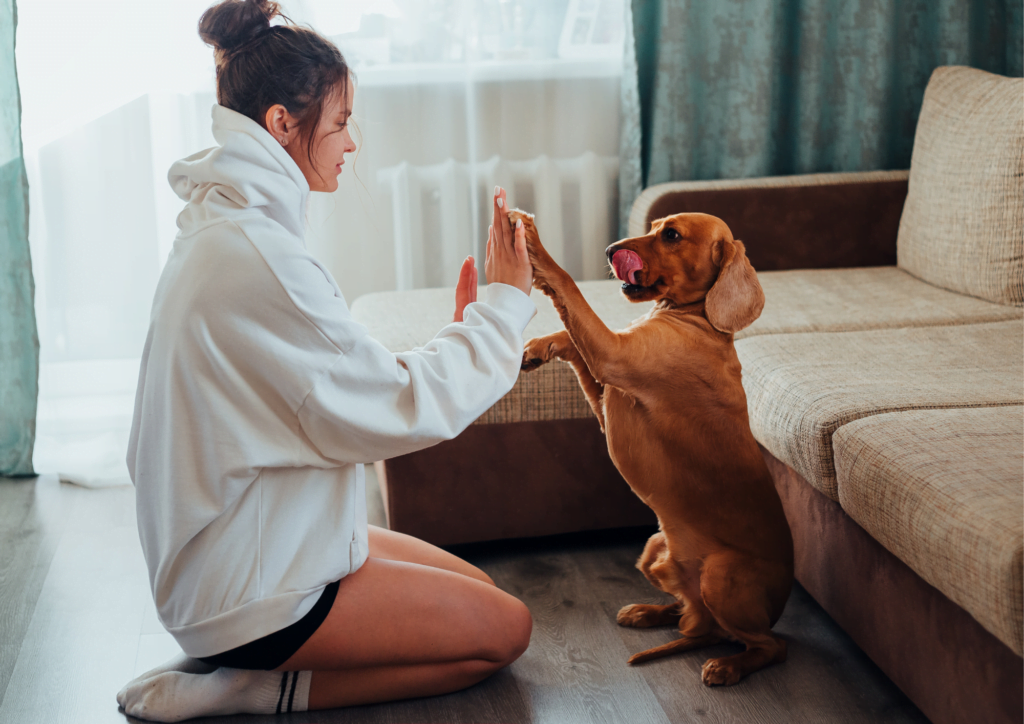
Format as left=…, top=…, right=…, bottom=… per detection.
left=117, top=1, right=535, bottom=719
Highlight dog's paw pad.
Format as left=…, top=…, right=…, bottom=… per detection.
left=701, top=658, right=742, bottom=687
left=616, top=604, right=646, bottom=627
left=521, top=356, right=543, bottom=371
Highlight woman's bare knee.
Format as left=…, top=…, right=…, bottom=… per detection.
left=478, top=596, right=532, bottom=666
left=505, top=599, right=532, bottom=663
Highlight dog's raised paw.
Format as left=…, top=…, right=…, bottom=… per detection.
left=701, top=657, right=742, bottom=687
left=521, top=354, right=545, bottom=371
left=521, top=337, right=554, bottom=370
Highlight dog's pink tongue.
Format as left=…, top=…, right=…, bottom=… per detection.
left=612, top=249, right=644, bottom=285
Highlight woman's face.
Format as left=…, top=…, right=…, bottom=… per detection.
left=269, top=75, right=357, bottom=193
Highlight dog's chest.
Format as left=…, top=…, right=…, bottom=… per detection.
left=602, top=388, right=659, bottom=482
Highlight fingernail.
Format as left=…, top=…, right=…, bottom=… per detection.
left=497, top=197, right=504, bottom=208
left=516, top=218, right=523, bottom=228
left=494, top=185, right=500, bottom=196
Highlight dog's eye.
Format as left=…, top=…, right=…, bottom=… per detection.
left=662, top=227, right=680, bottom=241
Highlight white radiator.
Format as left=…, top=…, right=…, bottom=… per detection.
left=378, top=153, right=620, bottom=289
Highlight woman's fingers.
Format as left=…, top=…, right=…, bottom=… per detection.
left=499, top=190, right=513, bottom=250
left=493, top=186, right=513, bottom=255
left=491, top=186, right=504, bottom=240
left=484, top=224, right=494, bottom=283
left=486, top=224, right=493, bottom=266
left=485, top=194, right=532, bottom=295
left=453, top=255, right=475, bottom=322
left=469, top=259, right=478, bottom=303
left=513, top=218, right=527, bottom=263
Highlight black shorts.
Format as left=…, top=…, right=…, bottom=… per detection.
left=197, top=579, right=340, bottom=670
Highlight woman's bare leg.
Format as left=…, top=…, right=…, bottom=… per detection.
left=305, top=659, right=506, bottom=709
left=366, top=524, right=494, bottom=585
left=276, top=554, right=531, bottom=710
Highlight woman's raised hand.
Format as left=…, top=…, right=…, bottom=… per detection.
left=484, top=186, right=533, bottom=296
left=453, top=256, right=478, bottom=322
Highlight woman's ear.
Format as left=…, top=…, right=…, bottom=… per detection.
left=705, top=239, right=764, bottom=333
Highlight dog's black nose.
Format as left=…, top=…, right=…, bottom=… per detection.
left=605, top=244, right=619, bottom=262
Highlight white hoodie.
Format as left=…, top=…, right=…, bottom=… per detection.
left=127, top=103, right=536, bottom=658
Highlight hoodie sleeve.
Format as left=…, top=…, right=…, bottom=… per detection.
left=296, top=282, right=537, bottom=464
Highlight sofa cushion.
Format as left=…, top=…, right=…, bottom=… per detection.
left=352, top=273, right=1024, bottom=426
left=897, top=66, right=1024, bottom=306
left=738, top=267, right=1023, bottom=340
left=833, top=406, right=1023, bottom=655
left=736, top=320, right=1024, bottom=501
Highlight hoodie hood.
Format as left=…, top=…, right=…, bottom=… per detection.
left=168, top=103, right=311, bottom=240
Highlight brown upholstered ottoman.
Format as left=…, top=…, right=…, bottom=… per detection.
left=352, top=282, right=659, bottom=547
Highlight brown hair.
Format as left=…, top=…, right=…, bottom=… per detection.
left=198, top=0, right=353, bottom=186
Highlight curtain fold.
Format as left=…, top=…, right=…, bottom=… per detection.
left=1, top=0, right=38, bottom=477
left=620, top=0, right=1024, bottom=235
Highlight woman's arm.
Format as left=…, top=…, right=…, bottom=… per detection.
left=296, top=281, right=535, bottom=464
left=295, top=186, right=535, bottom=464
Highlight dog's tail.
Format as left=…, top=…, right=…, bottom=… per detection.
left=627, top=635, right=720, bottom=665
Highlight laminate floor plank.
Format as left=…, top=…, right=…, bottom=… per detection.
left=0, top=481, right=150, bottom=724
left=0, top=476, right=79, bottom=705
left=0, top=477, right=928, bottom=724
left=483, top=544, right=671, bottom=724
left=604, top=577, right=928, bottom=724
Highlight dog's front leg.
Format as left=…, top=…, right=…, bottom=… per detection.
left=523, top=229, right=629, bottom=390
left=522, top=330, right=606, bottom=431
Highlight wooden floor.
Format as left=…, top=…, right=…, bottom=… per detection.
left=0, top=472, right=929, bottom=724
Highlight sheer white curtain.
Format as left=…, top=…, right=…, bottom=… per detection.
left=17, top=0, right=624, bottom=486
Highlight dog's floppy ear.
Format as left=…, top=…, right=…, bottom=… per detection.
left=705, top=239, right=764, bottom=333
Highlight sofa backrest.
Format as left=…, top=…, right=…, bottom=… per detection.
left=897, top=66, right=1024, bottom=307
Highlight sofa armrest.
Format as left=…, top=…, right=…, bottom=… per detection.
left=629, top=170, right=909, bottom=271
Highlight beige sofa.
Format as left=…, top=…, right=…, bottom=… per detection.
left=352, top=65, right=1023, bottom=723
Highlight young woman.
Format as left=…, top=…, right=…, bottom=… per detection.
left=116, top=1, right=535, bottom=719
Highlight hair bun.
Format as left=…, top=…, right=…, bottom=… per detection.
left=199, top=0, right=286, bottom=62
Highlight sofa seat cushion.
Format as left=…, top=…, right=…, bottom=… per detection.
left=833, top=406, right=1023, bottom=655
left=738, top=267, right=1023, bottom=340
left=897, top=66, right=1024, bottom=306
left=736, top=320, right=1024, bottom=501
left=352, top=272, right=1023, bottom=426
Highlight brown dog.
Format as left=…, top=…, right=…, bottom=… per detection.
left=514, top=209, right=794, bottom=687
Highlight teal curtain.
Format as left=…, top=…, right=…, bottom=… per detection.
left=619, top=0, right=1024, bottom=236
left=1, top=0, right=38, bottom=477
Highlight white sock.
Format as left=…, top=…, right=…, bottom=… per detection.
left=119, top=668, right=312, bottom=722
left=117, top=654, right=218, bottom=708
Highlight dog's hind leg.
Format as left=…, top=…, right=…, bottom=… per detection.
left=698, top=552, right=788, bottom=687
left=627, top=634, right=721, bottom=665
left=619, top=532, right=712, bottom=633
left=522, top=330, right=606, bottom=430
